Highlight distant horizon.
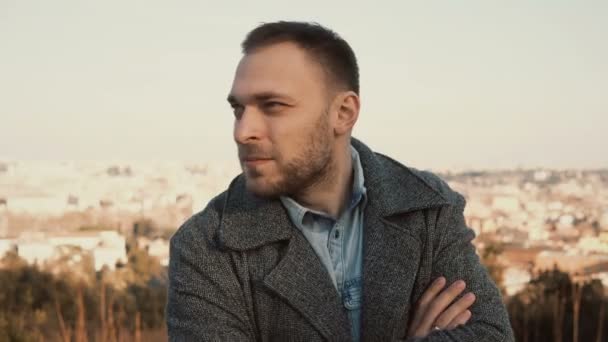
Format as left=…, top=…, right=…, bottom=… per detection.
left=1, top=1, right=606, bottom=169
left=0, top=156, right=606, bottom=173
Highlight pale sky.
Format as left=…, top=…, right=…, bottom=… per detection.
left=1, top=0, right=606, bottom=169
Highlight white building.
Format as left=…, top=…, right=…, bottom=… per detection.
left=18, top=241, right=55, bottom=265
left=49, top=234, right=101, bottom=250
left=93, top=230, right=127, bottom=271
left=577, top=236, right=608, bottom=254
left=600, top=211, right=608, bottom=230
left=535, top=251, right=608, bottom=274
left=17, top=231, right=127, bottom=271
left=0, top=238, right=16, bottom=259
left=147, top=238, right=170, bottom=267
left=93, top=246, right=126, bottom=271
left=503, top=267, right=531, bottom=296
left=0, top=213, right=8, bottom=238
left=492, top=196, right=521, bottom=213
left=99, top=231, right=125, bottom=248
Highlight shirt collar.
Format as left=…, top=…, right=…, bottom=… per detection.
left=280, top=146, right=367, bottom=226
left=348, top=145, right=368, bottom=211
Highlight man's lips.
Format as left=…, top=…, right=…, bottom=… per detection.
left=242, top=158, right=273, bottom=166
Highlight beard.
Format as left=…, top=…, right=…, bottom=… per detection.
left=238, top=109, right=334, bottom=199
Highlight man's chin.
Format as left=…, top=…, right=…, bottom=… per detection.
left=245, top=179, right=283, bottom=199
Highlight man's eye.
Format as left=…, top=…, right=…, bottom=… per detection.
left=232, top=105, right=244, bottom=118
left=264, top=102, right=285, bottom=110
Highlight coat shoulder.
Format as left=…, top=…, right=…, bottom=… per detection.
left=170, top=190, right=229, bottom=249
left=410, top=168, right=465, bottom=207
left=375, top=152, right=465, bottom=207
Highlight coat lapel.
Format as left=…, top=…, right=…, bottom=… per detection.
left=360, top=204, right=422, bottom=341
left=218, top=176, right=351, bottom=341
left=351, top=139, right=449, bottom=340
left=263, top=231, right=352, bottom=340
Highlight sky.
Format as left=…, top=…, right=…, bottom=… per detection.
left=1, top=0, right=606, bottom=169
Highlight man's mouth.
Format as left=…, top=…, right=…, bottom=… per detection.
left=242, top=158, right=273, bottom=167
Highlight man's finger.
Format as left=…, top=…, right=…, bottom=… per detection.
left=418, top=280, right=466, bottom=333
left=409, top=277, right=446, bottom=333
left=445, top=309, right=472, bottom=330
left=434, top=292, right=476, bottom=329
left=416, top=277, right=446, bottom=312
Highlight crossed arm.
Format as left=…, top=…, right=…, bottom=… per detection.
left=407, top=277, right=476, bottom=338
left=167, top=195, right=514, bottom=341
left=403, top=192, right=514, bottom=341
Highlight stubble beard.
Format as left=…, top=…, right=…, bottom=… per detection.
left=243, top=110, right=334, bottom=199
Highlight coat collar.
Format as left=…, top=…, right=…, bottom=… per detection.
left=217, top=137, right=448, bottom=251
left=351, top=138, right=448, bottom=217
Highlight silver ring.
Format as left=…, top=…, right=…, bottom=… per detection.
left=433, top=325, right=441, bottom=331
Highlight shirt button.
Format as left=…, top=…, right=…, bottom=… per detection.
left=335, top=230, right=340, bottom=239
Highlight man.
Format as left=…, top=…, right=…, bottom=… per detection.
left=167, top=21, right=514, bottom=341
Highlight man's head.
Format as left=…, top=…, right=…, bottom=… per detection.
left=228, top=21, right=360, bottom=198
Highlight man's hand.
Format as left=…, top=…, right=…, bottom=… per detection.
left=407, top=277, right=476, bottom=338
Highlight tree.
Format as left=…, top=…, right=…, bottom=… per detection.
left=479, top=242, right=506, bottom=295
left=507, top=268, right=608, bottom=342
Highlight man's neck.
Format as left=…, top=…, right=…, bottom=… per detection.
left=291, top=145, right=353, bottom=219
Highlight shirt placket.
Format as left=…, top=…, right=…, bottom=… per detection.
left=328, top=219, right=345, bottom=293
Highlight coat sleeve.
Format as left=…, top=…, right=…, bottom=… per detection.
left=166, top=202, right=256, bottom=341
left=404, top=189, right=515, bottom=342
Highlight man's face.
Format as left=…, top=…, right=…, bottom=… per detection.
left=228, top=42, right=335, bottom=198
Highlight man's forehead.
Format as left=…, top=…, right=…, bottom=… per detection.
left=229, top=42, right=324, bottom=101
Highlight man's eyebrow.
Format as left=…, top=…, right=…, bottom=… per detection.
left=252, top=92, right=294, bottom=102
left=226, top=92, right=294, bottom=105
left=227, top=94, right=238, bottom=105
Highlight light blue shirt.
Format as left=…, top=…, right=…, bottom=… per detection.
left=280, top=146, right=367, bottom=342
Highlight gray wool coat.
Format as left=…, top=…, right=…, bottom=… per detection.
left=166, top=138, right=515, bottom=342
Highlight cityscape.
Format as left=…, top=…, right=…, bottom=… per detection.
left=1, top=160, right=607, bottom=341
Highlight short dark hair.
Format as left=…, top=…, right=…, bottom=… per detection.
left=242, top=21, right=360, bottom=95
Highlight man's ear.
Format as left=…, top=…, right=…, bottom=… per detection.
left=333, top=91, right=360, bottom=135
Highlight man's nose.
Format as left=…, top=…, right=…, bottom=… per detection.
left=234, top=107, right=265, bottom=144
